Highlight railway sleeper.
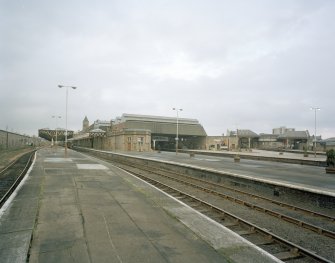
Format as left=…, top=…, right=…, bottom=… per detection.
left=169, top=192, right=182, bottom=197
left=238, top=227, right=256, bottom=236
left=197, top=208, right=211, bottom=214
left=175, top=195, right=187, bottom=200
left=222, top=221, right=239, bottom=227
left=236, top=229, right=256, bottom=236
left=189, top=203, right=202, bottom=209
left=252, top=238, right=274, bottom=246
left=273, top=249, right=301, bottom=261
left=211, top=215, right=225, bottom=222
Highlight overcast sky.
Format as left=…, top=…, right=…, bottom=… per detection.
left=1, top=0, right=334, bottom=138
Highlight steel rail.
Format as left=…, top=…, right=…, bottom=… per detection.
left=0, top=151, right=35, bottom=207
left=0, top=159, right=18, bottom=175
left=181, top=171, right=335, bottom=221
left=136, top=164, right=335, bottom=239
left=118, top=164, right=333, bottom=263
left=130, top=161, right=335, bottom=222
left=115, top=160, right=335, bottom=238
left=206, top=177, right=333, bottom=221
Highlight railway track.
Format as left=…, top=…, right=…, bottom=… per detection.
left=105, top=158, right=334, bottom=263
left=129, top=162, right=335, bottom=236
left=0, top=151, right=35, bottom=208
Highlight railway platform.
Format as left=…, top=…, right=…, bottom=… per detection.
left=123, top=150, right=335, bottom=195
left=0, top=147, right=280, bottom=263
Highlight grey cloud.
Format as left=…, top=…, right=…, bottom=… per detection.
left=0, top=0, right=334, bottom=138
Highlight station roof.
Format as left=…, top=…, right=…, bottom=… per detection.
left=119, top=113, right=207, bottom=136
left=321, top=137, right=335, bottom=146
left=90, top=128, right=106, bottom=133
left=120, top=113, right=200, bottom=125
left=277, top=131, right=309, bottom=139
left=38, top=128, right=73, bottom=141
left=237, top=129, right=259, bottom=138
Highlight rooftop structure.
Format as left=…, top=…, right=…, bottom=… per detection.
left=237, top=129, right=259, bottom=138
left=117, top=113, right=207, bottom=137
left=38, top=128, right=73, bottom=141
left=72, top=113, right=207, bottom=151
left=273, top=126, right=295, bottom=135
left=277, top=130, right=309, bottom=139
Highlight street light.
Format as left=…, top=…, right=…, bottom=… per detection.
left=172, top=108, right=183, bottom=155
left=310, top=107, right=320, bottom=158
left=52, top=115, right=62, bottom=146
left=58, top=85, right=77, bottom=156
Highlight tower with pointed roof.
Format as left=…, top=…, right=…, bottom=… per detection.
left=83, top=116, right=89, bottom=132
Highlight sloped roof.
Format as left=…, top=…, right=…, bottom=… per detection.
left=89, top=128, right=106, bottom=133
left=322, top=137, right=335, bottom=142
left=89, top=128, right=106, bottom=137
left=237, top=129, right=258, bottom=138
left=120, top=113, right=207, bottom=136
left=278, top=131, right=309, bottom=139
left=321, top=137, right=335, bottom=146
left=121, top=113, right=200, bottom=125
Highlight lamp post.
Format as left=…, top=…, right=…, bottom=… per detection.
left=172, top=108, right=183, bottom=155
left=310, top=107, right=320, bottom=157
left=52, top=115, right=62, bottom=146
left=58, top=85, right=77, bottom=156
left=236, top=128, right=239, bottom=151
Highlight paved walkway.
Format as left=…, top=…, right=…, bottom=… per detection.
left=0, top=147, right=280, bottom=263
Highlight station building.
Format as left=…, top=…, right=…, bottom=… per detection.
left=40, top=117, right=331, bottom=153
left=207, top=130, right=259, bottom=151
left=71, top=113, right=207, bottom=152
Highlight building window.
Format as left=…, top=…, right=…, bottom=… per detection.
left=127, top=137, right=132, bottom=142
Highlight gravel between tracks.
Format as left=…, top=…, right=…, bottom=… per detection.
left=0, top=147, right=35, bottom=170
left=144, top=170, right=335, bottom=262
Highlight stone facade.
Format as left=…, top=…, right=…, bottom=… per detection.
left=72, top=129, right=151, bottom=151
left=72, top=114, right=207, bottom=152
left=82, top=116, right=89, bottom=132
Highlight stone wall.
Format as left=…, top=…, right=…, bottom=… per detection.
left=0, top=130, right=31, bottom=150
left=71, top=129, right=151, bottom=152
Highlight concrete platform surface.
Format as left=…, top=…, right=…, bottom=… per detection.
left=122, top=150, right=335, bottom=194
left=0, top=147, right=281, bottom=263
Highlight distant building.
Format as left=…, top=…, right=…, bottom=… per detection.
left=224, top=129, right=258, bottom=150
left=223, top=127, right=313, bottom=151
left=72, top=113, right=207, bottom=151
left=320, top=137, right=335, bottom=150
left=277, top=130, right=309, bottom=149
left=258, top=134, right=281, bottom=149
left=272, top=126, right=295, bottom=135
left=91, top=120, right=111, bottom=131
left=237, top=129, right=259, bottom=149
left=206, top=136, right=225, bottom=150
